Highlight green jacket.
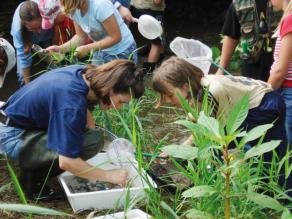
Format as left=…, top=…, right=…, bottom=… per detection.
left=233, top=0, right=282, bottom=63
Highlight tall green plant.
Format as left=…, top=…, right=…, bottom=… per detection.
left=162, top=94, right=291, bottom=218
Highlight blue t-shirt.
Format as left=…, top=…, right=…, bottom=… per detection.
left=71, top=0, right=135, bottom=54
left=11, top=3, right=53, bottom=71
left=1, top=65, right=89, bottom=158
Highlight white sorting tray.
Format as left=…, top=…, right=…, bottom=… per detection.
left=58, top=153, right=156, bottom=212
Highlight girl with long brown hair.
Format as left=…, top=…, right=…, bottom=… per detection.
left=11, top=1, right=53, bottom=85
left=0, top=59, right=144, bottom=199
left=153, top=56, right=287, bottom=162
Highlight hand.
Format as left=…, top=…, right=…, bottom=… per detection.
left=104, top=169, right=128, bottom=187
left=74, top=45, right=90, bottom=59
left=153, top=0, right=162, bottom=5
left=159, top=151, right=169, bottom=158
left=215, top=69, right=225, bottom=75
left=45, top=45, right=61, bottom=53
left=118, top=6, right=134, bottom=23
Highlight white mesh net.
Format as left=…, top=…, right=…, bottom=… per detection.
left=170, top=37, right=212, bottom=75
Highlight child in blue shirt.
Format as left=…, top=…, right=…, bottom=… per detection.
left=11, top=1, right=53, bottom=86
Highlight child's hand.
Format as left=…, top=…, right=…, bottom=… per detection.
left=159, top=151, right=169, bottom=158
left=74, top=45, right=90, bottom=59
left=45, top=45, right=61, bottom=53
left=105, top=169, right=128, bottom=187
left=153, top=0, right=162, bottom=6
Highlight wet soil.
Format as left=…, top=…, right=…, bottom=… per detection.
left=65, top=176, right=121, bottom=194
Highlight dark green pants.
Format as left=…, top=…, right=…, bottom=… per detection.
left=19, top=128, right=104, bottom=170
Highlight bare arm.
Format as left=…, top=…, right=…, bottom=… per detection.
left=22, top=67, right=31, bottom=85
left=60, top=22, right=88, bottom=53
left=268, top=33, right=292, bottom=89
left=75, top=15, right=121, bottom=58
left=59, top=155, right=128, bottom=186
left=86, top=110, right=95, bottom=129
left=118, top=5, right=133, bottom=22
left=216, top=36, right=239, bottom=75
left=46, top=22, right=87, bottom=53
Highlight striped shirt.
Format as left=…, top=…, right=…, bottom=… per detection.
left=270, top=14, right=292, bottom=87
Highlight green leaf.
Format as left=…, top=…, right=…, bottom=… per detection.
left=211, top=47, right=221, bottom=61
left=0, top=183, right=11, bottom=193
left=244, top=140, right=280, bottom=160
left=113, top=106, right=132, bottom=140
left=182, top=185, right=216, bottom=198
left=175, top=120, right=224, bottom=145
left=247, top=192, right=284, bottom=211
left=198, top=112, right=220, bottom=137
left=177, top=92, right=198, bottom=122
left=229, top=61, right=240, bottom=71
left=185, top=209, right=214, bottom=219
left=243, top=124, right=273, bottom=144
left=7, top=161, right=27, bottom=205
left=281, top=208, right=292, bottom=219
left=160, top=201, right=180, bottom=219
left=162, top=144, right=198, bottom=160
left=0, top=204, right=70, bottom=216
left=226, top=95, right=249, bottom=135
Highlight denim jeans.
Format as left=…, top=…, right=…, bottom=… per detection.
left=92, top=42, right=137, bottom=66
left=0, top=123, right=24, bottom=160
left=280, top=88, right=292, bottom=146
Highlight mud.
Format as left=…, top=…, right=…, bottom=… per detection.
left=64, top=175, right=122, bottom=193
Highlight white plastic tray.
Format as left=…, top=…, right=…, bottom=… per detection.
left=58, top=153, right=156, bottom=212
left=93, top=209, right=151, bottom=219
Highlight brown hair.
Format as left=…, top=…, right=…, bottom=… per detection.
left=152, top=56, right=204, bottom=106
left=83, top=59, right=145, bottom=105
left=60, top=0, right=85, bottom=15
left=19, top=1, right=41, bottom=54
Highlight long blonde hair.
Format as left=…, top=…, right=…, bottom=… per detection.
left=60, top=0, right=85, bottom=15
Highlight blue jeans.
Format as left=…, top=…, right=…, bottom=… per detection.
left=92, top=42, right=137, bottom=66
left=242, top=91, right=287, bottom=160
left=280, top=88, right=292, bottom=146
left=0, top=123, right=24, bottom=160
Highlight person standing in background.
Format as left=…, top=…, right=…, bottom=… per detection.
left=130, top=0, right=166, bottom=74
left=268, top=0, right=292, bottom=147
left=216, top=0, right=282, bottom=81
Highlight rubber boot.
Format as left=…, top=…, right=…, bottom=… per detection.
left=19, top=168, right=34, bottom=199
left=143, top=62, right=157, bottom=75
left=19, top=164, right=64, bottom=201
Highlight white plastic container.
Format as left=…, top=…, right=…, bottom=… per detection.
left=58, top=153, right=156, bottom=212
left=93, top=209, right=151, bottom=219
